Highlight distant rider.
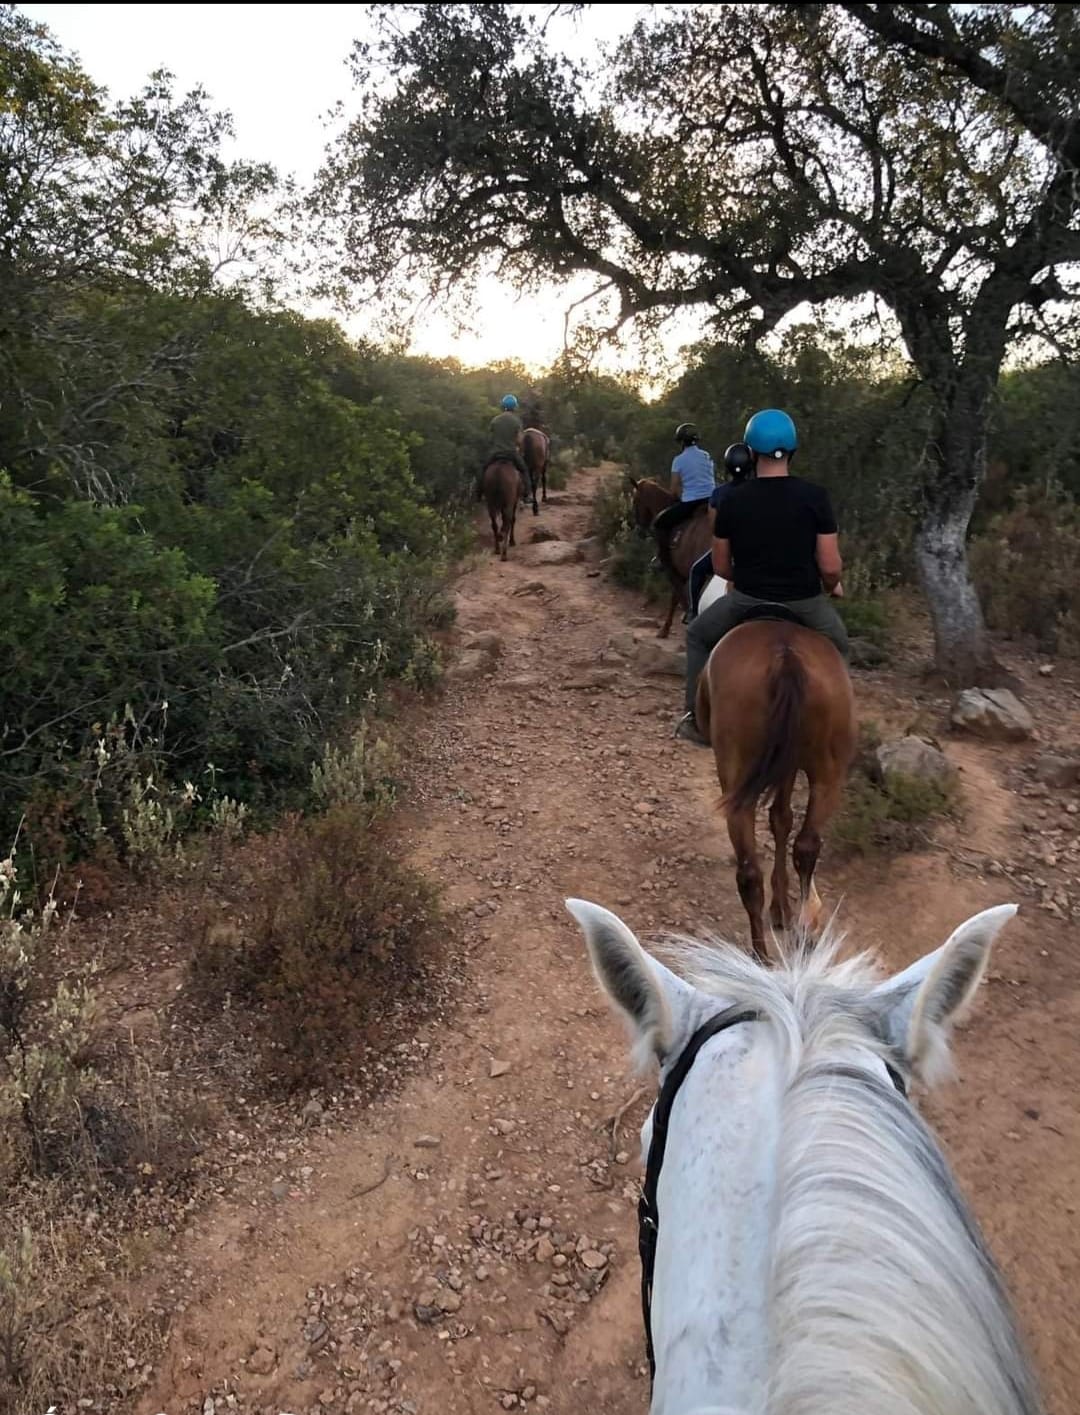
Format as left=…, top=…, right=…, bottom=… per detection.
left=652, top=423, right=716, bottom=572
left=478, top=394, right=532, bottom=503
left=676, top=409, right=849, bottom=745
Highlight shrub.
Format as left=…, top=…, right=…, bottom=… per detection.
left=833, top=767, right=955, bottom=857
left=590, top=472, right=632, bottom=548
left=544, top=447, right=572, bottom=490
left=309, top=722, right=398, bottom=813
left=608, top=534, right=668, bottom=600
left=0, top=845, right=104, bottom=1182
left=970, top=483, right=1080, bottom=654
left=191, top=805, right=440, bottom=1088
left=591, top=474, right=668, bottom=600
left=836, top=594, right=890, bottom=647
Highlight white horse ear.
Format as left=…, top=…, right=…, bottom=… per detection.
left=872, top=905, right=1018, bottom=1085
left=566, top=899, right=676, bottom=1065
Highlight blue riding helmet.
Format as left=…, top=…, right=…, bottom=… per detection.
left=501, top=394, right=519, bottom=411
left=744, top=409, right=798, bottom=458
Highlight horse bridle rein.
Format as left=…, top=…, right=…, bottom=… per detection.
left=637, top=1006, right=908, bottom=1386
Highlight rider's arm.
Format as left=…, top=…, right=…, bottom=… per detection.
left=816, top=533, right=843, bottom=594
left=712, top=491, right=734, bottom=580
left=670, top=471, right=683, bottom=499
left=813, top=487, right=843, bottom=596
left=712, top=537, right=733, bottom=579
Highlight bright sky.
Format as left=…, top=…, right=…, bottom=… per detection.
left=24, top=2, right=695, bottom=375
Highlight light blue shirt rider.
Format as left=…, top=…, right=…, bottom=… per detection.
left=672, top=445, right=716, bottom=502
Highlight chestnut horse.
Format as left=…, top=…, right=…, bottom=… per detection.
left=696, top=618, right=856, bottom=960
left=522, top=428, right=549, bottom=515
left=628, top=477, right=714, bottom=637
left=482, top=457, right=522, bottom=561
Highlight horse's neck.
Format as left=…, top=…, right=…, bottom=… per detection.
left=650, top=1026, right=782, bottom=1415
left=641, top=480, right=676, bottom=515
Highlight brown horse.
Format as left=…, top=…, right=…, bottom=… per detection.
left=483, top=457, right=522, bottom=561
left=696, top=619, right=856, bottom=960
left=628, top=476, right=714, bottom=637
left=522, top=428, right=549, bottom=515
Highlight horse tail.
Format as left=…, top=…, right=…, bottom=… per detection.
left=723, top=639, right=805, bottom=817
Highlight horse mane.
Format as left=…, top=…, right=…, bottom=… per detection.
left=662, top=929, right=1045, bottom=1415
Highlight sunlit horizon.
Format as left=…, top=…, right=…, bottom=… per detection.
left=23, top=2, right=701, bottom=382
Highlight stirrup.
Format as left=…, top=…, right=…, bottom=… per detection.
left=673, top=711, right=694, bottom=740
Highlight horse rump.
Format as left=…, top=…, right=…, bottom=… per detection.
left=722, top=639, right=806, bottom=816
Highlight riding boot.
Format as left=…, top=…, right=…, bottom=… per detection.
left=674, top=711, right=710, bottom=747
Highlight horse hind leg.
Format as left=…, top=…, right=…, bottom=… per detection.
left=793, top=777, right=843, bottom=938
left=489, top=506, right=501, bottom=557
left=727, top=805, right=767, bottom=962
left=768, top=775, right=796, bottom=935
left=541, top=460, right=548, bottom=502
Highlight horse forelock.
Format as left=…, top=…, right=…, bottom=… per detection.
left=657, top=931, right=1044, bottom=1415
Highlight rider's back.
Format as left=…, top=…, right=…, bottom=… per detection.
left=671, top=444, right=715, bottom=501
left=490, top=410, right=522, bottom=450
left=716, top=475, right=836, bottom=601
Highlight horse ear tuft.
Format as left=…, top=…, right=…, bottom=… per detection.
left=565, top=899, right=673, bottom=1063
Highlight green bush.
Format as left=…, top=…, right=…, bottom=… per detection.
left=837, top=595, right=890, bottom=646
left=590, top=474, right=632, bottom=548
left=590, top=474, right=667, bottom=599
left=833, top=768, right=955, bottom=857
left=970, top=483, right=1080, bottom=654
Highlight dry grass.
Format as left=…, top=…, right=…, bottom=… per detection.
left=1, top=1193, right=171, bottom=1413
left=191, top=802, right=442, bottom=1089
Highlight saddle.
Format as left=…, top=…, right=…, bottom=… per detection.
left=669, top=503, right=711, bottom=546
left=736, top=602, right=805, bottom=628
left=484, top=451, right=522, bottom=470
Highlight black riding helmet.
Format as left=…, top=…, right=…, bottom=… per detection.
left=674, top=422, right=699, bottom=446
left=724, top=442, right=754, bottom=481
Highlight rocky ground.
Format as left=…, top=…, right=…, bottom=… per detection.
left=28, top=463, right=1079, bottom=1415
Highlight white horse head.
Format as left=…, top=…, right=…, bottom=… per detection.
left=566, top=899, right=1043, bottom=1415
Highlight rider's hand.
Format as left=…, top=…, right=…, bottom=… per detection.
left=830, top=582, right=844, bottom=599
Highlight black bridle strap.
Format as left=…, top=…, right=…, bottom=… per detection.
left=638, top=1006, right=759, bottom=1385
left=637, top=1012, right=909, bottom=1386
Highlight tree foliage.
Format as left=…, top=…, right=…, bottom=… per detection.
left=319, top=2, right=1080, bottom=683
left=0, top=12, right=517, bottom=868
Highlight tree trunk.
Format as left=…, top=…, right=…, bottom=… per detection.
left=916, top=383, right=1003, bottom=687
left=914, top=487, right=1000, bottom=686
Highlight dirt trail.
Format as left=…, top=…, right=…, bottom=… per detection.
left=142, top=465, right=1079, bottom=1415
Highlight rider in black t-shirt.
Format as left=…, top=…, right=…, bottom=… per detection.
left=676, top=409, right=849, bottom=746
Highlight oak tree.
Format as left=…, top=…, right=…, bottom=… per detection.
left=319, top=2, right=1080, bottom=682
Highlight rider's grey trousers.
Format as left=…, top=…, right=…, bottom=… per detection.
left=684, top=589, right=850, bottom=712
